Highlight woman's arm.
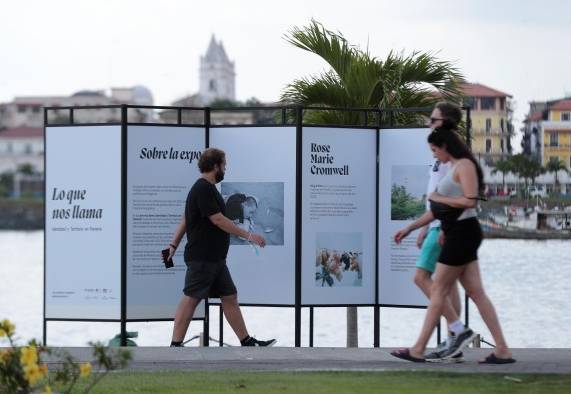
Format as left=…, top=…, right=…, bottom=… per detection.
left=429, top=159, right=479, bottom=208
left=394, top=210, right=435, bottom=244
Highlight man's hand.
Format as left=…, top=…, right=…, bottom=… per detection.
left=438, top=232, right=445, bottom=246
left=249, top=233, right=266, bottom=248
left=168, top=245, right=176, bottom=260
left=416, top=226, right=428, bottom=249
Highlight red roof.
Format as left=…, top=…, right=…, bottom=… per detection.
left=551, top=100, right=571, bottom=111
left=460, top=82, right=512, bottom=98
left=526, top=112, right=544, bottom=122
left=0, top=127, right=44, bottom=139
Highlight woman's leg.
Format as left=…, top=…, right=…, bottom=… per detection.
left=459, top=260, right=512, bottom=358
left=409, top=263, right=464, bottom=358
left=413, top=268, right=461, bottom=325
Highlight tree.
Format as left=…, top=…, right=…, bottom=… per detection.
left=491, top=159, right=512, bottom=193
left=545, top=157, right=569, bottom=193
left=391, top=185, right=425, bottom=220
left=281, top=20, right=465, bottom=348
left=281, top=20, right=465, bottom=126
left=16, top=163, right=35, bottom=176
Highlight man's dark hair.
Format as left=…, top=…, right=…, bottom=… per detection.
left=198, top=148, right=225, bottom=173
left=435, top=102, right=462, bottom=128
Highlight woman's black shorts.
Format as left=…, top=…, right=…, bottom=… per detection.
left=183, top=259, right=237, bottom=299
left=439, top=217, right=483, bottom=266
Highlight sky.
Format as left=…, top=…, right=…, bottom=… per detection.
left=1, top=0, right=570, bottom=150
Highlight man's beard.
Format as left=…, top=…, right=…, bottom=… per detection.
left=215, top=169, right=225, bottom=183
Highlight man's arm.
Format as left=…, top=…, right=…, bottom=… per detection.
left=209, top=213, right=266, bottom=247
left=166, top=215, right=186, bottom=259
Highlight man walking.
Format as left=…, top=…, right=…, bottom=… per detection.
left=165, top=148, right=276, bottom=347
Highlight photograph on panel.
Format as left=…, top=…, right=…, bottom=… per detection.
left=315, top=232, right=362, bottom=287
left=221, top=182, right=284, bottom=245
left=390, top=164, right=429, bottom=221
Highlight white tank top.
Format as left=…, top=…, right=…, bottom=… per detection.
left=436, top=164, right=477, bottom=221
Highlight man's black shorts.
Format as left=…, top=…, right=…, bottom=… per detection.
left=183, top=260, right=237, bottom=299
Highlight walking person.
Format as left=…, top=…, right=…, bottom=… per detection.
left=165, top=148, right=276, bottom=347
left=391, top=127, right=515, bottom=364
left=414, top=103, right=468, bottom=362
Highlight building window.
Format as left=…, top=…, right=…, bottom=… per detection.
left=17, top=105, right=27, bottom=113
left=209, top=80, right=216, bottom=92
left=486, top=139, right=492, bottom=153
left=24, top=144, right=32, bottom=154
left=500, top=139, right=505, bottom=153
left=500, top=118, right=504, bottom=132
left=550, top=133, right=559, bottom=147
left=32, top=106, right=40, bottom=114
left=481, top=97, right=496, bottom=110
left=562, top=112, right=571, bottom=121
left=485, top=118, right=492, bottom=133
left=463, top=96, right=476, bottom=109
left=499, top=98, right=505, bottom=111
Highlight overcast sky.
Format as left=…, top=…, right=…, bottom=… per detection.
left=2, top=0, right=570, bottom=149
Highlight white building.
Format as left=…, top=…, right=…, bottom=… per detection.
left=0, top=127, right=44, bottom=174
left=0, top=85, right=154, bottom=128
left=199, top=35, right=236, bottom=104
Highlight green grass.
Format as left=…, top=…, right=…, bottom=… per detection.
left=67, top=371, right=571, bottom=393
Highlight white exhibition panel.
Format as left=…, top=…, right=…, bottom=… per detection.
left=126, top=125, right=206, bottom=319
left=378, top=128, right=433, bottom=307
left=301, top=127, right=377, bottom=305
left=45, top=126, right=121, bottom=319
left=209, top=127, right=296, bottom=305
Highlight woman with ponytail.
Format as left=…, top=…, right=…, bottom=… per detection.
left=391, top=123, right=515, bottom=365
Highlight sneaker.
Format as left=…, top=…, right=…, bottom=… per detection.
left=439, top=328, right=477, bottom=359
left=241, top=337, right=277, bottom=347
left=170, top=342, right=184, bottom=347
left=426, top=351, right=464, bottom=363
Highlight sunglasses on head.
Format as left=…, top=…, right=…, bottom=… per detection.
left=430, top=117, right=446, bottom=124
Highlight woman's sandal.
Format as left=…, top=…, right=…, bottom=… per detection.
left=390, top=348, right=426, bottom=363
left=478, top=353, right=516, bottom=364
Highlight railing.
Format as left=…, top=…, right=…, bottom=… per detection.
left=544, top=144, right=571, bottom=149
left=472, top=128, right=510, bottom=135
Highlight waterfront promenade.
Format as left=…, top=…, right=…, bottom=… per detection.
left=44, top=347, right=571, bottom=374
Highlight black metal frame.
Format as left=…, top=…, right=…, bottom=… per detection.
left=43, top=104, right=472, bottom=348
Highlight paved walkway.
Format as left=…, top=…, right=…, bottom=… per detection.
left=45, top=347, right=571, bottom=374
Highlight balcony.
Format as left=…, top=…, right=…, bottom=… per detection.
left=544, top=144, right=571, bottom=149
left=472, top=128, right=510, bottom=136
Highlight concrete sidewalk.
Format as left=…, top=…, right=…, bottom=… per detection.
left=45, top=347, right=571, bottom=374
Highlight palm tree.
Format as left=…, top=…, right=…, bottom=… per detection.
left=282, top=20, right=465, bottom=348
left=281, top=20, right=465, bottom=126
left=545, top=157, right=569, bottom=194
left=491, top=159, right=512, bottom=194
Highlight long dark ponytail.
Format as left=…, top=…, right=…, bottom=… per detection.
left=428, top=127, right=485, bottom=194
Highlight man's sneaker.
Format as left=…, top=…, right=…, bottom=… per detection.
left=241, top=337, right=277, bottom=347
left=438, top=328, right=477, bottom=359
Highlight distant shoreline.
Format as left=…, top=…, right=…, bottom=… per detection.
left=0, top=199, right=43, bottom=230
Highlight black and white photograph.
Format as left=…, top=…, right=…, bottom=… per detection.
left=391, top=164, right=428, bottom=221
left=315, top=232, right=363, bottom=287
left=221, top=182, right=284, bottom=246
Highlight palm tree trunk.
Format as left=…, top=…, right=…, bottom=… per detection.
left=346, top=307, right=358, bottom=347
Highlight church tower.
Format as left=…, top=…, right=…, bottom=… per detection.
left=199, top=35, right=236, bottom=104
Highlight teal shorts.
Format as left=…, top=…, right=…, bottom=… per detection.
left=415, top=227, right=442, bottom=274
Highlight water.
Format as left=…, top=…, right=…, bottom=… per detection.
left=1, top=231, right=569, bottom=348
